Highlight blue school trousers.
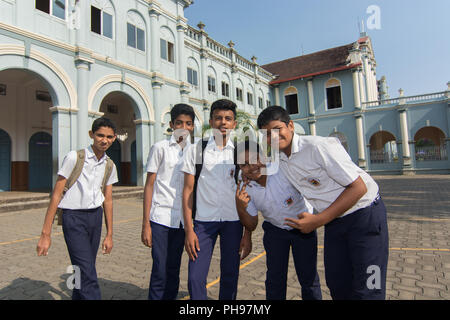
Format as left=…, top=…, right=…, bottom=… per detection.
left=148, top=221, right=185, bottom=300
left=324, top=196, right=389, bottom=300
left=62, top=207, right=103, bottom=300
left=188, top=220, right=243, bottom=300
left=262, top=221, right=322, bottom=300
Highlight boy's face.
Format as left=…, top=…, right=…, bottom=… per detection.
left=170, top=114, right=194, bottom=143
left=239, top=150, right=265, bottom=181
left=209, top=109, right=236, bottom=137
left=89, top=126, right=116, bottom=153
left=261, top=120, right=294, bottom=153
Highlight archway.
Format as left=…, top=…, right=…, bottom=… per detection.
left=0, top=129, right=11, bottom=191
left=29, top=132, right=52, bottom=191
left=369, top=131, right=398, bottom=164
left=414, top=127, right=447, bottom=161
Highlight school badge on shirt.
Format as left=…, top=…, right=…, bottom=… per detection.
left=283, top=196, right=294, bottom=207
left=308, top=178, right=321, bottom=187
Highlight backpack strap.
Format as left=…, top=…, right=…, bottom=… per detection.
left=63, top=149, right=86, bottom=195
left=55, top=149, right=85, bottom=225
left=101, top=157, right=114, bottom=194
left=192, top=139, right=208, bottom=220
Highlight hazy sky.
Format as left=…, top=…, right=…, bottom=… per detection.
left=184, top=0, right=450, bottom=98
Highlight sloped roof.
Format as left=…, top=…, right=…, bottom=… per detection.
left=261, top=42, right=361, bottom=85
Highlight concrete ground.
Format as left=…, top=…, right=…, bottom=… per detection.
left=0, top=175, right=449, bottom=300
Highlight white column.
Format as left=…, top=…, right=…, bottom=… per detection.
left=176, top=22, right=186, bottom=82
left=399, top=109, right=411, bottom=160
left=307, top=80, right=315, bottom=115
left=274, top=86, right=280, bottom=105
left=149, top=7, right=160, bottom=73
left=309, top=120, right=316, bottom=136
left=352, top=69, right=361, bottom=109
left=75, top=59, right=91, bottom=149
left=355, top=115, right=366, bottom=168
left=358, top=67, right=367, bottom=104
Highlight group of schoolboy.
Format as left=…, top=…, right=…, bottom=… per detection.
left=36, top=98, right=389, bottom=301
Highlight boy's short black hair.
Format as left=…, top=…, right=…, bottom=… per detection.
left=257, top=106, right=291, bottom=129
left=210, top=99, right=237, bottom=120
left=92, top=117, right=116, bottom=134
left=171, top=103, right=195, bottom=123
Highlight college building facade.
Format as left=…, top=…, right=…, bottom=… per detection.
left=0, top=0, right=448, bottom=192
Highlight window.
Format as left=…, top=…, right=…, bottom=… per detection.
left=161, top=39, right=174, bottom=63
left=221, top=81, right=230, bottom=97
left=127, top=23, right=145, bottom=51
left=36, top=0, right=66, bottom=20
left=258, top=97, right=263, bottom=109
left=187, top=67, right=198, bottom=86
left=208, top=76, right=216, bottom=93
left=91, top=6, right=113, bottom=39
left=247, top=92, right=254, bottom=106
left=285, top=94, right=298, bottom=114
left=266, top=100, right=271, bottom=107
left=326, top=78, right=343, bottom=110
left=236, top=88, right=243, bottom=102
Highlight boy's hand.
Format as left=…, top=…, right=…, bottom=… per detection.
left=284, top=212, right=320, bottom=234
left=235, top=182, right=251, bottom=210
left=141, top=223, right=152, bottom=248
left=102, top=235, right=113, bottom=254
left=239, top=232, right=252, bottom=260
left=185, top=229, right=200, bottom=261
left=36, top=234, right=51, bottom=256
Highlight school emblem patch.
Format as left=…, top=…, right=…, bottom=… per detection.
left=308, top=178, right=320, bottom=186
left=283, top=196, right=294, bottom=207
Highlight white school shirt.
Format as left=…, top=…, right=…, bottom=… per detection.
left=57, top=145, right=118, bottom=210
left=279, top=134, right=379, bottom=217
left=181, top=135, right=239, bottom=222
left=244, top=167, right=314, bottom=230
left=146, top=134, right=196, bottom=228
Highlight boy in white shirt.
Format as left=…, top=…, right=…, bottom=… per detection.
left=181, top=99, right=251, bottom=300
left=257, top=106, right=389, bottom=300
left=142, top=103, right=195, bottom=300
left=235, top=140, right=322, bottom=300
left=36, top=117, right=118, bottom=300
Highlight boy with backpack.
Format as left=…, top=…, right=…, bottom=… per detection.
left=181, top=99, right=251, bottom=300
left=36, top=117, right=118, bottom=300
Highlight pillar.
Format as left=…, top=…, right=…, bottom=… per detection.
left=151, top=79, right=164, bottom=143
left=75, top=58, right=92, bottom=149
left=355, top=114, right=366, bottom=168
left=352, top=69, right=361, bottom=109
left=307, top=79, right=315, bottom=115
left=398, top=108, right=412, bottom=168
left=149, top=6, right=160, bottom=73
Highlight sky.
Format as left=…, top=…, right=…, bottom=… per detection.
left=184, top=0, right=450, bottom=98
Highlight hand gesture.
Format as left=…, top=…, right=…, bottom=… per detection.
left=284, top=212, right=319, bottom=234
left=235, top=181, right=251, bottom=210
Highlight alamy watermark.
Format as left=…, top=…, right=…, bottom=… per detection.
left=66, top=265, right=81, bottom=290
left=366, top=265, right=381, bottom=290
left=366, top=5, right=381, bottom=30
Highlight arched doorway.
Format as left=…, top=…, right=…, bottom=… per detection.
left=100, top=91, right=137, bottom=185
left=0, top=129, right=11, bottom=191
left=131, top=140, right=137, bottom=186
left=369, top=131, right=398, bottom=164
left=29, top=132, right=52, bottom=191
left=414, top=127, right=447, bottom=161
left=106, top=139, right=121, bottom=185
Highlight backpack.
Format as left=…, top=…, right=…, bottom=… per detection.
left=54, top=149, right=114, bottom=225
left=191, top=139, right=240, bottom=219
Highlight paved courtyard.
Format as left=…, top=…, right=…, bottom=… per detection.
left=0, top=175, right=449, bottom=300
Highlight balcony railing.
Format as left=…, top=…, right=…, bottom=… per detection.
left=415, top=146, right=448, bottom=161
left=362, top=91, right=448, bottom=108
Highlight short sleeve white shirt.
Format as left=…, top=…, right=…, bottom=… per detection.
left=279, top=134, right=379, bottom=217
left=146, top=134, right=195, bottom=228
left=181, top=135, right=239, bottom=222
left=245, top=167, right=314, bottom=230
left=57, top=145, right=118, bottom=210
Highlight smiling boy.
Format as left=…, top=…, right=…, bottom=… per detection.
left=142, top=103, right=196, bottom=300
left=257, top=106, right=389, bottom=300
left=181, top=99, right=251, bottom=300
left=36, top=117, right=118, bottom=300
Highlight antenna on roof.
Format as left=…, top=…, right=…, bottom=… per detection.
left=301, top=44, right=304, bottom=56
